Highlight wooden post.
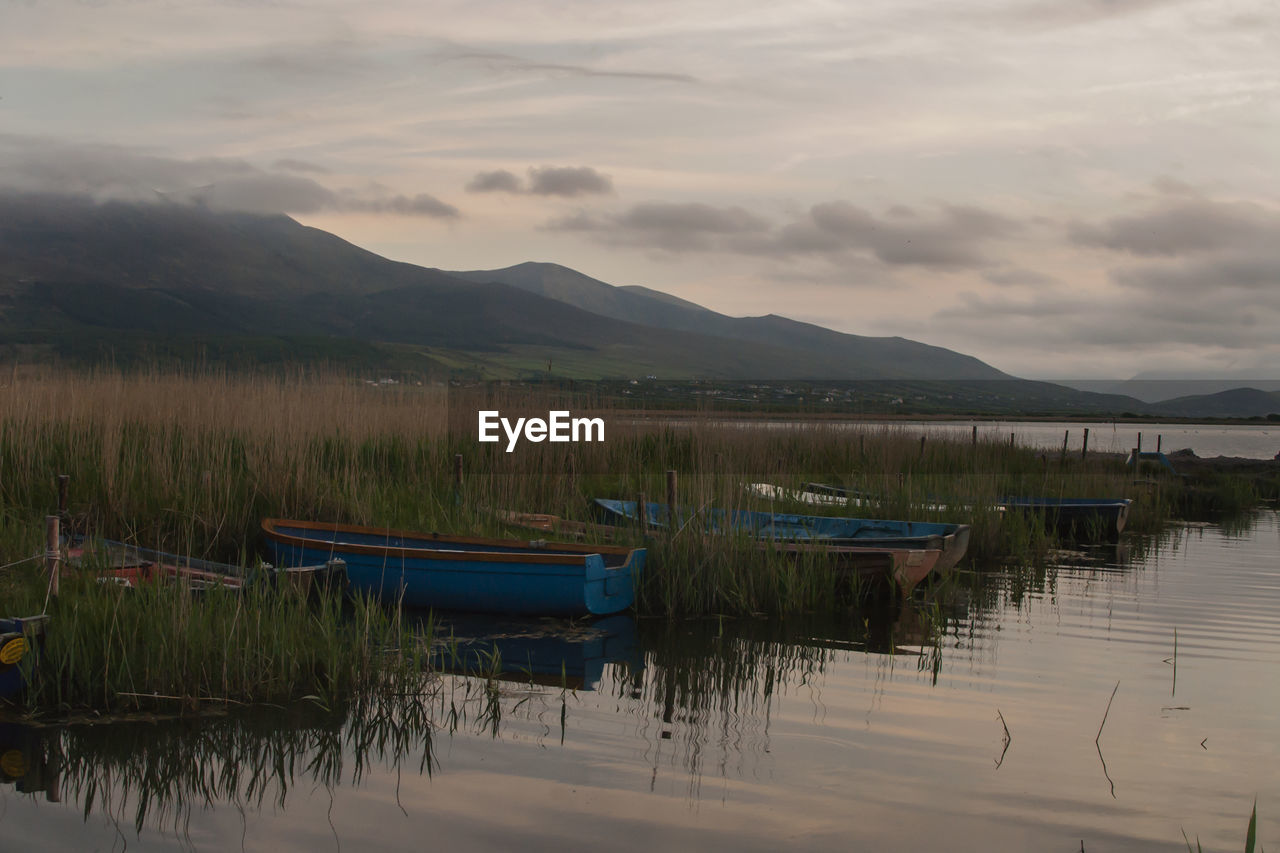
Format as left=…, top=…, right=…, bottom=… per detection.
left=1009, top=432, right=1015, bottom=448
left=665, top=470, right=677, bottom=529
left=1081, top=428, right=1090, bottom=459
left=1157, top=434, right=1162, bottom=452
left=919, top=435, right=926, bottom=457
left=971, top=424, right=978, bottom=445
left=1137, top=433, right=1142, bottom=455
left=45, top=515, right=60, bottom=599
left=56, top=474, right=69, bottom=518
left=1060, top=430, right=1069, bottom=462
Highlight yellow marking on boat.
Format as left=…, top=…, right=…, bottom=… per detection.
left=0, top=750, right=27, bottom=778
left=0, top=637, right=27, bottom=665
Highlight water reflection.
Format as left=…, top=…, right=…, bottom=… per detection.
left=2, top=515, right=1276, bottom=851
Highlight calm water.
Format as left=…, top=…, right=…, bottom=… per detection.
left=887, top=420, right=1279, bottom=461
left=3, top=514, right=1278, bottom=851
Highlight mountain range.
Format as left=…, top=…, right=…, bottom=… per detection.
left=1, top=192, right=1277, bottom=418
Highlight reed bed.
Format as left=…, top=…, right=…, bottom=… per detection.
left=0, top=369, right=1248, bottom=622
left=1, top=567, right=433, bottom=714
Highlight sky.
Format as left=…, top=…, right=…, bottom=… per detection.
left=1, top=0, right=1278, bottom=379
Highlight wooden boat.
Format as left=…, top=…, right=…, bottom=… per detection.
left=261, top=519, right=643, bottom=617
left=0, top=615, right=49, bottom=700
left=496, top=508, right=942, bottom=596
left=67, top=536, right=345, bottom=592
left=997, top=497, right=1132, bottom=538
left=794, top=483, right=1129, bottom=539
left=592, top=498, right=970, bottom=576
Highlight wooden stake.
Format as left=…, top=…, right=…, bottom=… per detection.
left=666, top=470, right=677, bottom=529
left=1061, top=430, right=1069, bottom=462
left=1081, top=428, right=1090, bottom=459
left=971, top=424, right=978, bottom=445
left=45, top=515, right=60, bottom=599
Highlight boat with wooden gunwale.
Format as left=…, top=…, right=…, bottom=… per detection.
left=591, top=498, right=969, bottom=577
left=494, top=508, right=942, bottom=596
left=66, top=536, right=344, bottom=592
left=261, top=519, right=643, bottom=616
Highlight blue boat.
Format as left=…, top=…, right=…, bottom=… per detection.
left=997, top=497, right=1132, bottom=538
left=592, top=499, right=970, bottom=575
left=0, top=615, right=49, bottom=700
left=261, top=519, right=643, bottom=617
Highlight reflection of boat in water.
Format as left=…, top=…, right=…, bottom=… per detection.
left=0, top=723, right=60, bottom=800
left=426, top=613, right=640, bottom=692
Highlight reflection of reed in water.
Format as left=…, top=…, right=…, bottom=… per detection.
left=621, top=603, right=944, bottom=797
left=0, top=686, right=456, bottom=839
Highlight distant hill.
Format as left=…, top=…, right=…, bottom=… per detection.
left=447, top=262, right=1007, bottom=381
left=1060, top=377, right=1280, bottom=403
left=1148, top=387, right=1280, bottom=419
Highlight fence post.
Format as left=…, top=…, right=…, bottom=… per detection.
left=1081, top=428, right=1090, bottom=460
left=45, top=515, right=60, bottom=599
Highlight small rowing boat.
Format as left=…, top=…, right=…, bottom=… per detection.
left=262, top=519, right=643, bottom=616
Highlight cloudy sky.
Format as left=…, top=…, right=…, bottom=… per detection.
left=2, top=0, right=1277, bottom=379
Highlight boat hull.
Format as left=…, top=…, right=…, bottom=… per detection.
left=998, top=498, right=1132, bottom=538
left=0, top=616, right=49, bottom=700
left=594, top=499, right=969, bottom=577
left=262, top=520, right=642, bottom=617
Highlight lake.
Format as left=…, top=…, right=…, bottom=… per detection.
left=3, top=512, right=1277, bottom=851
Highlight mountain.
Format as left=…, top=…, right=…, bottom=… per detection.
left=0, top=193, right=1156, bottom=413
left=1059, top=377, right=1280, bottom=403
left=1147, top=388, right=1280, bottom=419
left=446, top=262, right=1006, bottom=381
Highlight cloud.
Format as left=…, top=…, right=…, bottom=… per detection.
left=546, top=198, right=1019, bottom=265
left=1070, top=199, right=1279, bottom=256
left=466, top=169, right=523, bottom=193
left=0, top=135, right=459, bottom=218
left=439, top=50, right=698, bottom=84
left=273, top=158, right=330, bottom=175
left=546, top=201, right=770, bottom=251
left=465, top=165, right=613, bottom=197
left=527, top=166, right=613, bottom=197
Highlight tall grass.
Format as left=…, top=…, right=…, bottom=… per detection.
left=1, top=566, right=432, bottom=713
left=0, top=369, right=1253, bottom=619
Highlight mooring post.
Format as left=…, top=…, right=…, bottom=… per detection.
left=1009, top=432, right=1015, bottom=448
left=45, top=515, right=60, bottom=599
left=1060, top=430, right=1069, bottom=462
left=972, top=424, right=978, bottom=446
left=919, top=435, right=926, bottom=457
left=57, top=474, right=69, bottom=518
left=1137, top=433, right=1142, bottom=455
left=1157, top=434, right=1162, bottom=452
left=1081, top=428, right=1090, bottom=459
left=666, top=470, right=677, bottom=530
